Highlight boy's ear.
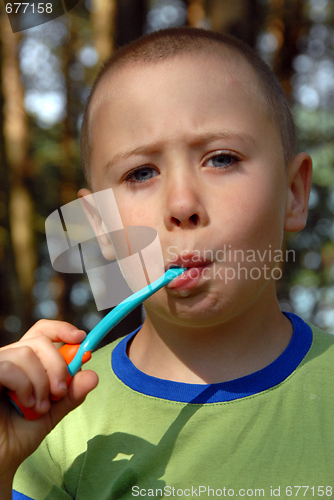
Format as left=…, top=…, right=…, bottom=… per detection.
left=78, top=188, right=116, bottom=260
left=284, top=152, right=313, bottom=233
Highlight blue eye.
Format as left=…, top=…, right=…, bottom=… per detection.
left=125, top=166, right=158, bottom=184
left=206, top=154, right=238, bottom=168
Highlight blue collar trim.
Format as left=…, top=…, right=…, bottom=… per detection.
left=111, top=312, right=312, bottom=404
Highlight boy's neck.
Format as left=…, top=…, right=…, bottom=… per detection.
left=127, top=293, right=293, bottom=385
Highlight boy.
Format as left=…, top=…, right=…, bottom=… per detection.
left=1, top=27, right=332, bottom=499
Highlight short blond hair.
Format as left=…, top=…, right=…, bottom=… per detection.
left=81, top=27, right=296, bottom=184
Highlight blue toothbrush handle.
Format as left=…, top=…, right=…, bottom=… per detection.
left=68, top=267, right=186, bottom=376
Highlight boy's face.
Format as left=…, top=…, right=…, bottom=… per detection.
left=86, top=53, right=298, bottom=327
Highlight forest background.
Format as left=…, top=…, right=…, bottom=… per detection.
left=0, top=0, right=334, bottom=347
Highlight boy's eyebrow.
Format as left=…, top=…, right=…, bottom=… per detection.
left=104, top=131, right=256, bottom=171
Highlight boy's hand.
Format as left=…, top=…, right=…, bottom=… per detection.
left=0, top=320, right=99, bottom=487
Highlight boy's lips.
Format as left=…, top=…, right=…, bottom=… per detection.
left=165, top=255, right=213, bottom=291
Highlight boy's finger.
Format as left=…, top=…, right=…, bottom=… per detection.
left=48, top=370, right=99, bottom=427
left=25, top=336, right=71, bottom=399
left=22, top=319, right=87, bottom=344
left=0, top=347, right=50, bottom=414
left=0, top=361, right=35, bottom=409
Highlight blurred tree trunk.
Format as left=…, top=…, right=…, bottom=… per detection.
left=0, top=6, right=35, bottom=340
left=205, top=0, right=266, bottom=47
left=187, top=0, right=206, bottom=28
left=0, top=8, right=22, bottom=345
left=268, top=0, right=305, bottom=98
left=92, top=0, right=116, bottom=62
left=114, top=0, right=147, bottom=48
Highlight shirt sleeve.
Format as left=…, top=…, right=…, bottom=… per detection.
left=12, top=437, right=73, bottom=500
left=12, top=491, right=34, bottom=500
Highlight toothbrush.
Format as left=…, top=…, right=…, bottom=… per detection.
left=8, top=267, right=187, bottom=420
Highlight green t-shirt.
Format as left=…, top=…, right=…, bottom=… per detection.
left=13, top=313, right=334, bottom=499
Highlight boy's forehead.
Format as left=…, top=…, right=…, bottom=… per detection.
left=89, top=51, right=268, bottom=126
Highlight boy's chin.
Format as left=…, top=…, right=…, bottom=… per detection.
left=160, top=288, right=232, bottom=324
left=160, top=276, right=276, bottom=323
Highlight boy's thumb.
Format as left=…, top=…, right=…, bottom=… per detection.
left=48, top=370, right=99, bottom=427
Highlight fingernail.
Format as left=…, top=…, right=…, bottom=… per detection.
left=27, top=395, right=35, bottom=407
left=40, top=399, right=50, bottom=412
left=58, top=381, right=67, bottom=391
left=72, top=328, right=86, bottom=337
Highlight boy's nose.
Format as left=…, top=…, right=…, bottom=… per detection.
left=163, top=176, right=209, bottom=230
